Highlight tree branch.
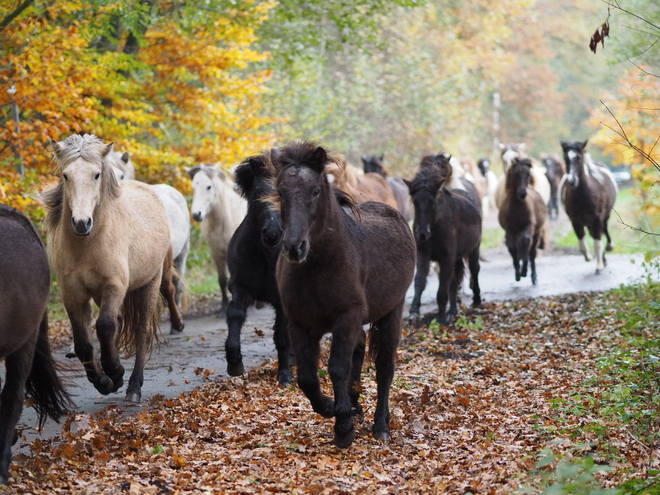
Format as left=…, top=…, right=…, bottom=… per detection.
left=0, top=0, right=34, bottom=30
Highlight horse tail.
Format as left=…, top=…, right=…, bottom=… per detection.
left=118, top=280, right=161, bottom=358
left=26, top=311, right=73, bottom=428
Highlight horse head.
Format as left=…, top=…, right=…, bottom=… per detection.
left=561, top=140, right=588, bottom=187
left=507, top=157, right=533, bottom=201
left=50, top=134, right=120, bottom=236
left=234, top=154, right=282, bottom=248
left=405, top=164, right=445, bottom=243
left=361, top=154, right=387, bottom=177
left=477, top=158, right=491, bottom=177
left=188, top=164, right=226, bottom=222
left=499, top=143, right=526, bottom=170
left=271, top=142, right=328, bottom=264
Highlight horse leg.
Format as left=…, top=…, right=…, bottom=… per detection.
left=517, top=233, right=531, bottom=279
left=436, top=258, right=454, bottom=325
left=66, top=297, right=114, bottom=394
left=530, top=233, right=539, bottom=285
left=505, top=233, right=520, bottom=281
left=0, top=336, right=35, bottom=486
left=589, top=224, right=605, bottom=273
left=173, top=238, right=190, bottom=308
left=372, top=303, right=403, bottom=443
left=96, top=285, right=127, bottom=393
left=347, top=329, right=366, bottom=416
left=218, top=264, right=230, bottom=315
left=328, top=311, right=363, bottom=448
left=290, top=322, right=334, bottom=418
left=273, top=304, right=293, bottom=386
left=603, top=216, right=614, bottom=253
left=225, top=286, right=253, bottom=377
left=125, top=275, right=161, bottom=403
left=409, top=249, right=430, bottom=319
left=467, top=248, right=482, bottom=306
left=573, top=223, right=592, bottom=262
left=161, top=250, right=185, bottom=334
left=446, top=259, right=465, bottom=324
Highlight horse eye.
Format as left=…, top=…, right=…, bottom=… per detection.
left=313, top=188, right=320, bottom=198
left=207, top=185, right=212, bottom=191
left=94, top=172, right=101, bottom=180
left=62, top=173, right=68, bottom=181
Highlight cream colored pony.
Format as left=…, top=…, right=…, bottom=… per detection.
left=325, top=155, right=398, bottom=208
left=43, top=134, right=171, bottom=403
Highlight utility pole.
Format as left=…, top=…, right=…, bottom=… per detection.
left=7, top=85, right=24, bottom=176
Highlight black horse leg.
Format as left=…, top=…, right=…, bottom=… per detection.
left=218, top=265, right=229, bottom=315
left=0, top=337, right=34, bottom=486
left=517, top=233, right=531, bottom=278
left=97, top=285, right=126, bottom=393
left=436, top=258, right=454, bottom=325
left=505, top=234, right=520, bottom=281
left=372, top=303, right=403, bottom=443
left=409, top=249, right=430, bottom=319
left=290, top=323, right=334, bottom=418
left=348, top=329, right=367, bottom=415
left=328, top=312, right=363, bottom=448
left=272, top=304, right=292, bottom=386
left=467, top=248, right=481, bottom=306
left=447, top=258, right=464, bottom=324
left=225, top=287, right=253, bottom=377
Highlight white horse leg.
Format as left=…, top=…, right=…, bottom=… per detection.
left=594, top=239, right=604, bottom=273
left=579, top=237, right=592, bottom=261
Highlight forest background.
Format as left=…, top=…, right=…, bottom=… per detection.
left=0, top=0, right=658, bottom=231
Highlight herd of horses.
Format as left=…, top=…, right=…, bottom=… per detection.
left=0, top=133, right=620, bottom=482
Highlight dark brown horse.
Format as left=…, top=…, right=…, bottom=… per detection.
left=560, top=140, right=617, bottom=273
left=498, top=158, right=548, bottom=285
left=0, top=204, right=71, bottom=486
left=272, top=141, right=415, bottom=448
left=542, top=153, right=565, bottom=220
left=405, top=159, right=482, bottom=324
left=361, top=154, right=413, bottom=222
left=225, top=153, right=292, bottom=386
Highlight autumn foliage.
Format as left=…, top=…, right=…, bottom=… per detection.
left=0, top=0, right=277, bottom=218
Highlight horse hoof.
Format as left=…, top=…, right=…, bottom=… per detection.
left=227, top=361, right=245, bottom=377
left=316, top=397, right=335, bottom=418
left=170, top=323, right=185, bottom=334
left=373, top=427, right=391, bottom=442
left=334, top=427, right=356, bottom=449
left=94, top=375, right=115, bottom=395
left=0, top=475, right=8, bottom=487
left=277, top=370, right=293, bottom=387
left=408, top=309, right=420, bottom=320
left=125, top=390, right=141, bottom=403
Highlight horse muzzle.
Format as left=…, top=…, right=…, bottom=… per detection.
left=283, top=239, right=308, bottom=264
left=71, top=217, right=93, bottom=236
left=517, top=189, right=528, bottom=200
left=191, top=211, right=204, bottom=222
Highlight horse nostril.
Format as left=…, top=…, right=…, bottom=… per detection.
left=192, top=212, right=202, bottom=222
left=85, top=218, right=93, bottom=230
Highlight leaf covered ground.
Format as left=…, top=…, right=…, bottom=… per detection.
left=6, top=289, right=660, bottom=494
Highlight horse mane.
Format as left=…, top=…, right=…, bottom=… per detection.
left=409, top=161, right=446, bottom=194
left=42, top=134, right=121, bottom=232
left=234, top=153, right=272, bottom=200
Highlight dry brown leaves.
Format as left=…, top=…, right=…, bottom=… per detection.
left=8, top=292, right=655, bottom=494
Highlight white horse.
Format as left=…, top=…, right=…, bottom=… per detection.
left=110, top=160, right=191, bottom=315
left=494, top=143, right=551, bottom=209
left=188, top=164, right=247, bottom=313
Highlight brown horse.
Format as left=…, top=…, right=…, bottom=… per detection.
left=498, top=157, right=548, bottom=285
left=325, top=155, right=398, bottom=208
left=560, top=140, right=617, bottom=273
left=0, top=204, right=72, bottom=486
left=272, top=141, right=415, bottom=448
left=43, top=134, right=171, bottom=403
left=361, top=154, right=413, bottom=222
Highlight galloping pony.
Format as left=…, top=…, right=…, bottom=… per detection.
left=477, top=157, right=499, bottom=214
left=43, top=134, right=171, bottom=403
left=494, top=143, right=551, bottom=209
left=560, top=140, right=617, bottom=273
left=405, top=158, right=482, bottom=324
left=188, top=165, right=247, bottom=314
left=541, top=153, right=565, bottom=220
left=0, top=205, right=71, bottom=486
left=325, top=155, right=399, bottom=209
left=225, top=154, right=292, bottom=385
left=272, top=142, right=415, bottom=448
left=360, top=154, right=413, bottom=222
left=498, top=158, right=548, bottom=285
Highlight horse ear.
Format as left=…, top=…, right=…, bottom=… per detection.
left=121, top=152, right=130, bottom=163
left=581, top=140, right=588, bottom=150
left=379, top=153, right=384, bottom=161
left=403, top=178, right=413, bottom=191
left=248, top=157, right=265, bottom=177
left=360, top=156, right=368, bottom=165
left=518, top=143, right=526, bottom=153
left=270, top=148, right=281, bottom=167
left=187, top=165, right=201, bottom=179
left=101, top=142, right=114, bottom=158
left=50, top=139, right=62, bottom=158
left=498, top=143, right=505, bottom=151
left=311, top=146, right=328, bottom=173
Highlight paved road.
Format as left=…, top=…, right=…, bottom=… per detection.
left=11, top=248, right=653, bottom=450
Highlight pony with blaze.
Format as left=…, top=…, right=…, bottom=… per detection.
left=272, top=141, right=415, bottom=448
